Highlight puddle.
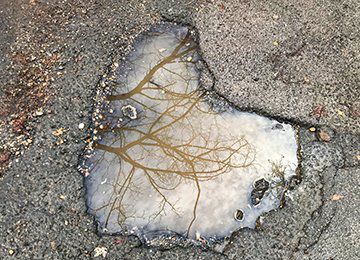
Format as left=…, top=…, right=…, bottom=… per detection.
left=82, top=23, right=298, bottom=242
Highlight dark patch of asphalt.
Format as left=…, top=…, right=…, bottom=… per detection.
left=0, top=0, right=359, bottom=259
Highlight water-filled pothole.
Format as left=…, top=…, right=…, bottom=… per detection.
left=82, top=23, right=298, bottom=243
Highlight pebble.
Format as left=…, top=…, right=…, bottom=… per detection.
left=50, top=241, right=57, bottom=251
left=94, top=247, right=108, bottom=258
left=35, top=109, right=44, bottom=116
left=331, top=194, right=344, bottom=201
left=195, top=231, right=201, bottom=240
left=78, top=123, right=85, bottom=130
left=52, top=128, right=65, bottom=136
left=318, top=129, right=331, bottom=142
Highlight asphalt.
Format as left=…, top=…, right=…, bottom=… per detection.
left=0, top=0, right=359, bottom=259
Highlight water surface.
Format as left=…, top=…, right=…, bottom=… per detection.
left=84, top=24, right=298, bottom=241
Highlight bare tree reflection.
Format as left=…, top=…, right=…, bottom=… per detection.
left=92, top=30, right=255, bottom=236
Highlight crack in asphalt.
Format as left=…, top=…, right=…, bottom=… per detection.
left=293, top=145, right=355, bottom=256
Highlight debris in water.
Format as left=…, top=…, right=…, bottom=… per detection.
left=234, top=210, right=244, bottom=221
left=121, top=105, right=137, bottom=119
left=251, top=178, right=270, bottom=205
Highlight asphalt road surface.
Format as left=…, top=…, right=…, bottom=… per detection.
left=0, top=0, right=359, bottom=259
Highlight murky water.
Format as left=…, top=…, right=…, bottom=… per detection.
left=83, top=24, right=298, bottom=241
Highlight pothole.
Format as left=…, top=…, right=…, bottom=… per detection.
left=80, top=23, right=299, bottom=244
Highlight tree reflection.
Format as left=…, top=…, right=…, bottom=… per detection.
left=91, top=30, right=254, bottom=236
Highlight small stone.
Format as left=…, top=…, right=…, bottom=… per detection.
left=78, top=123, right=85, bottom=130
left=94, top=247, right=108, bottom=258
left=50, top=241, right=57, bottom=250
left=52, top=128, right=65, bottom=136
left=250, top=178, right=270, bottom=205
left=357, top=155, right=360, bottom=161
left=273, top=40, right=279, bottom=46
left=186, top=56, right=193, bottom=62
left=8, top=249, right=14, bottom=255
left=318, top=130, right=331, bottom=142
left=35, top=109, right=44, bottom=116
left=158, top=48, right=166, bottom=53
left=195, top=231, right=201, bottom=240
left=272, top=14, right=279, bottom=20
left=309, top=127, right=316, bottom=132
left=84, top=170, right=90, bottom=177
left=59, top=195, right=66, bottom=200
left=56, top=138, right=64, bottom=145
left=234, top=209, right=244, bottom=221
left=331, top=194, right=344, bottom=201
left=272, top=123, right=283, bottom=130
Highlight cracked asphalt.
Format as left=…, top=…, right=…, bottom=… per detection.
left=0, top=0, right=359, bottom=259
